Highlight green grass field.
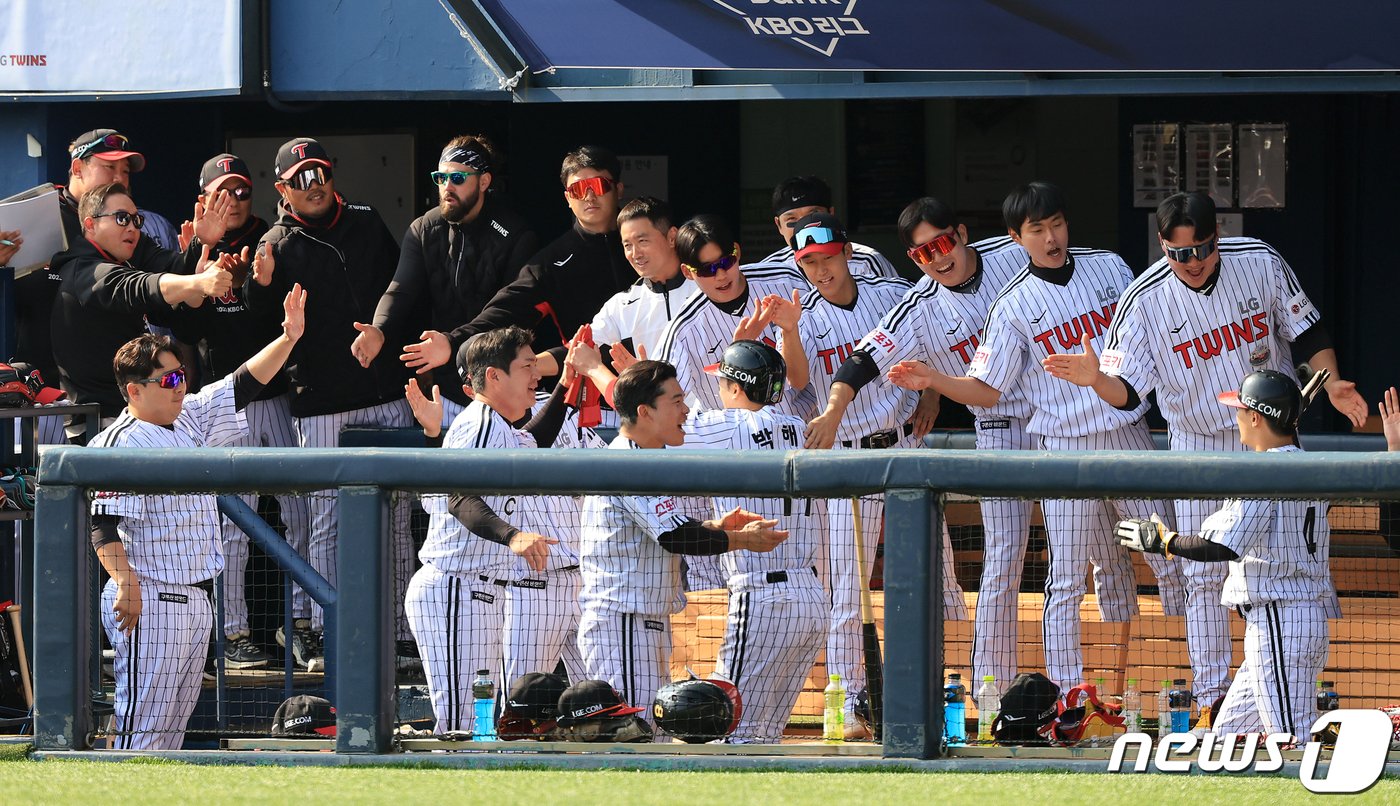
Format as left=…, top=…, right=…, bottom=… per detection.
left=2, top=745, right=1397, bottom=806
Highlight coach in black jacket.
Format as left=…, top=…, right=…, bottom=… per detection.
left=402, top=145, right=633, bottom=380
left=353, top=135, right=537, bottom=414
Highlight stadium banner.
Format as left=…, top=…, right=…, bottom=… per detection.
left=0, top=0, right=241, bottom=94
left=474, top=0, right=1399, bottom=73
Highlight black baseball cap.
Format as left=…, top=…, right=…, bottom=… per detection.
left=200, top=153, right=252, bottom=192
left=270, top=695, right=337, bottom=737
left=506, top=672, right=569, bottom=720
left=70, top=128, right=146, bottom=173
left=275, top=137, right=333, bottom=180
left=555, top=680, right=644, bottom=726
left=789, top=211, right=850, bottom=260
left=772, top=175, right=832, bottom=217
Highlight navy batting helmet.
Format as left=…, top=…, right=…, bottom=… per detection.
left=704, top=339, right=785, bottom=406
left=653, top=679, right=735, bottom=743
left=1218, top=369, right=1302, bottom=429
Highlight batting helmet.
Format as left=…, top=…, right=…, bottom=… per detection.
left=653, top=679, right=735, bottom=743
left=1217, top=369, right=1301, bottom=429
left=704, top=340, right=786, bottom=406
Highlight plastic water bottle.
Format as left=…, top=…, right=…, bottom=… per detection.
left=1122, top=678, right=1142, bottom=733
left=472, top=669, right=497, bottom=741
left=1157, top=680, right=1172, bottom=739
left=1168, top=678, right=1192, bottom=734
left=976, top=675, right=1000, bottom=742
left=823, top=673, right=846, bottom=743
left=944, top=673, right=967, bottom=744
left=1317, top=680, right=1340, bottom=713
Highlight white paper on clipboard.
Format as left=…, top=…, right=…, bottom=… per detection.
left=0, top=184, right=68, bottom=278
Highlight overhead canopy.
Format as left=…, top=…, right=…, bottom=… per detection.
left=474, top=0, right=1399, bottom=73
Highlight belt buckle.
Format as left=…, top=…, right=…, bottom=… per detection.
left=867, top=430, right=896, bottom=449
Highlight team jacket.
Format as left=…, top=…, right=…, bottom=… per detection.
left=372, top=195, right=537, bottom=406
left=588, top=273, right=697, bottom=360
left=245, top=196, right=409, bottom=418
left=50, top=237, right=185, bottom=418
left=452, top=221, right=633, bottom=356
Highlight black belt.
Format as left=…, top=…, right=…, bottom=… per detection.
left=502, top=564, right=580, bottom=590
left=192, top=578, right=215, bottom=596
left=1236, top=603, right=1252, bottom=617
left=840, top=423, right=914, bottom=449
left=478, top=575, right=509, bottom=587
left=764, top=567, right=819, bottom=584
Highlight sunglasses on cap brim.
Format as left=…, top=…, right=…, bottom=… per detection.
left=686, top=247, right=739, bottom=278
left=282, top=165, right=332, bottom=191
left=1163, top=237, right=1216, bottom=263
left=793, top=225, right=845, bottom=251
left=907, top=231, right=958, bottom=266
left=133, top=367, right=187, bottom=390
left=565, top=176, right=616, bottom=200
left=72, top=133, right=129, bottom=160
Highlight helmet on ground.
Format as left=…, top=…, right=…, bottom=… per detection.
left=704, top=340, right=786, bottom=406
left=653, top=678, right=735, bottom=743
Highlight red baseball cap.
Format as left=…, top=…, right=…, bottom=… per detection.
left=789, top=211, right=850, bottom=261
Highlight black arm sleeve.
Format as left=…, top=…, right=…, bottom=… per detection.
left=832, top=349, right=880, bottom=392
left=1114, top=377, right=1142, bottom=412
left=1291, top=322, right=1334, bottom=363
left=425, top=431, right=445, bottom=448
left=523, top=383, right=568, bottom=447
left=656, top=519, right=730, bottom=556
left=231, top=364, right=264, bottom=411
left=1168, top=533, right=1240, bottom=562
left=447, top=493, right=519, bottom=546
left=91, top=514, right=122, bottom=552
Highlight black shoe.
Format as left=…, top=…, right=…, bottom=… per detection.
left=224, top=633, right=272, bottom=670
left=396, top=639, right=422, bottom=672
left=277, top=619, right=324, bottom=670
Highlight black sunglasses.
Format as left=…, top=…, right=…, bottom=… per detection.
left=283, top=165, right=332, bottom=191
left=686, top=247, right=739, bottom=278
left=1163, top=237, right=1216, bottom=263
left=93, top=210, right=146, bottom=229
left=222, top=186, right=253, bottom=201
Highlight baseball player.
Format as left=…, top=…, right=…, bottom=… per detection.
left=352, top=134, right=537, bottom=427
left=888, top=182, right=1183, bottom=692
left=576, top=360, right=789, bottom=717
left=91, top=284, right=305, bottom=750
left=770, top=211, right=966, bottom=731
left=405, top=326, right=579, bottom=733
left=1043, top=191, right=1366, bottom=707
left=809, top=197, right=1032, bottom=691
left=761, top=175, right=898, bottom=279
left=1117, top=370, right=1337, bottom=743
left=246, top=138, right=416, bottom=668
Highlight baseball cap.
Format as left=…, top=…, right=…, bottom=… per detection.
left=555, top=680, right=644, bottom=726
left=270, top=695, right=337, bottom=737
left=506, top=672, right=569, bottom=720
left=70, top=129, right=146, bottom=173
left=275, top=137, right=333, bottom=180
left=772, top=175, right=832, bottom=217
left=789, top=211, right=850, bottom=261
left=200, top=153, right=252, bottom=192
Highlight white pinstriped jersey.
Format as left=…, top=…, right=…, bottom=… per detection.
left=579, top=435, right=692, bottom=615
left=678, top=407, right=819, bottom=576
left=855, top=236, right=1031, bottom=421
left=969, top=249, right=1145, bottom=438
left=782, top=274, right=914, bottom=442
left=655, top=264, right=810, bottom=415
left=589, top=277, right=699, bottom=360
left=763, top=241, right=899, bottom=279
left=1200, top=446, right=1333, bottom=606
left=1102, top=237, right=1319, bottom=436
left=419, top=400, right=536, bottom=576
left=90, top=377, right=246, bottom=586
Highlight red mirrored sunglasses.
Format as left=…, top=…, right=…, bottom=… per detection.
left=565, top=176, right=616, bottom=200
left=907, top=231, right=958, bottom=266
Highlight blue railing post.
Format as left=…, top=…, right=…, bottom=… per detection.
left=334, top=485, right=393, bottom=753
left=881, top=486, right=944, bottom=759
left=32, top=482, right=92, bottom=750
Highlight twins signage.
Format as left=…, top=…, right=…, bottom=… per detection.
left=474, top=0, right=1399, bottom=72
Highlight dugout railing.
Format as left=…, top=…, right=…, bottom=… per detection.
left=30, top=444, right=1400, bottom=758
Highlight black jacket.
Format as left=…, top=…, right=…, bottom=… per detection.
left=50, top=238, right=184, bottom=418
left=453, top=221, right=633, bottom=356
left=245, top=196, right=408, bottom=417
left=372, top=194, right=536, bottom=406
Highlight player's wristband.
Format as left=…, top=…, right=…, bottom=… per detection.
left=1162, top=530, right=1176, bottom=559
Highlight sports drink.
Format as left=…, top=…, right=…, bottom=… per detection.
left=1122, top=678, right=1141, bottom=733
left=945, top=673, right=967, bottom=744
left=1168, top=678, right=1192, bottom=734
left=976, top=675, right=1000, bottom=742
left=823, top=674, right=846, bottom=743
left=472, top=669, right=497, bottom=742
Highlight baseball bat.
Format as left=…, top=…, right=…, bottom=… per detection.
left=5, top=605, right=32, bottom=708
left=850, top=498, right=884, bottom=740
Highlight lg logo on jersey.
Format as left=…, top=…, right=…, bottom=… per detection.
left=1107, top=710, right=1392, bottom=793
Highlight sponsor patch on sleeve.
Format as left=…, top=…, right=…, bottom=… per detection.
left=1100, top=348, right=1128, bottom=375
left=869, top=328, right=897, bottom=353
left=1284, top=291, right=1315, bottom=326
left=969, top=346, right=992, bottom=371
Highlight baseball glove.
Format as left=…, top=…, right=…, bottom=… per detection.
left=0, top=363, right=36, bottom=408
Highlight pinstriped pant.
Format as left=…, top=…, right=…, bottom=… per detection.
left=406, top=563, right=505, bottom=734
left=578, top=609, right=670, bottom=723
left=1212, top=599, right=1328, bottom=742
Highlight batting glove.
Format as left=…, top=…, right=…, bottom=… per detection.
left=1116, top=513, right=1173, bottom=555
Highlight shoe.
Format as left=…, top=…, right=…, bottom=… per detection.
left=224, top=633, right=272, bottom=670
left=844, top=720, right=874, bottom=741
left=396, top=639, right=422, bottom=672
left=276, top=618, right=324, bottom=670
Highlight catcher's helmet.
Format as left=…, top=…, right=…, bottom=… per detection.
left=1217, top=369, right=1301, bottom=429
left=704, top=339, right=786, bottom=406
left=653, top=679, right=735, bottom=743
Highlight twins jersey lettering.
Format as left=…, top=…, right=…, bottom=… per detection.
left=763, top=241, right=899, bottom=279
left=589, top=276, right=699, bottom=360
left=783, top=275, right=914, bottom=442
left=856, top=236, right=1031, bottom=420
left=91, top=377, right=246, bottom=585
left=578, top=435, right=693, bottom=616
left=655, top=264, right=810, bottom=415
left=1103, top=237, right=1318, bottom=436
left=970, top=249, right=1144, bottom=437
